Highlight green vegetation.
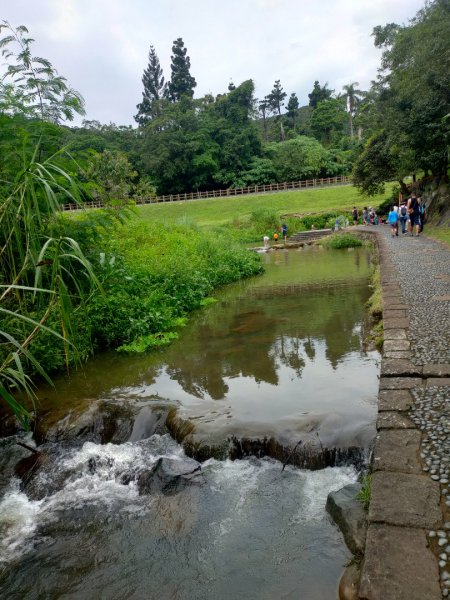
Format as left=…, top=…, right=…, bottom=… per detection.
left=352, top=0, right=450, bottom=200
left=366, top=266, right=383, bottom=350
left=321, top=233, right=363, bottom=249
left=357, top=474, right=372, bottom=511
left=137, top=185, right=386, bottom=229
left=425, top=226, right=450, bottom=248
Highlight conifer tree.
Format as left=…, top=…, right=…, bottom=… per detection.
left=167, top=38, right=197, bottom=102
left=134, top=45, right=167, bottom=126
left=308, top=80, right=333, bottom=108
left=286, top=92, right=299, bottom=128
left=267, top=80, right=287, bottom=140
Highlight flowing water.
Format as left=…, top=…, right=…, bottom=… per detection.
left=0, top=246, right=379, bottom=599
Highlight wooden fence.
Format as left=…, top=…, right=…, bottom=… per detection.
left=62, top=175, right=351, bottom=211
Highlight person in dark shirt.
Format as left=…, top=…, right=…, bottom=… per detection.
left=407, top=193, right=420, bottom=237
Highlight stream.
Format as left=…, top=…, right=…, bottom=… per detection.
left=0, top=246, right=379, bottom=599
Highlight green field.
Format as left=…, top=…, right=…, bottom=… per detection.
left=425, top=226, right=450, bottom=248
left=136, top=184, right=388, bottom=228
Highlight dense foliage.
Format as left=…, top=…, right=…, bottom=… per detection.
left=353, top=0, right=450, bottom=194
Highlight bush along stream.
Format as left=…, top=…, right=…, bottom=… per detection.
left=0, top=243, right=381, bottom=599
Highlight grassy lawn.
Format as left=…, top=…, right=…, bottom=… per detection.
left=136, top=184, right=388, bottom=228
left=424, top=225, right=450, bottom=248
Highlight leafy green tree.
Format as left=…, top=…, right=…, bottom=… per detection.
left=354, top=0, right=450, bottom=193
left=308, top=80, right=333, bottom=108
left=141, top=80, right=261, bottom=193
left=211, top=80, right=262, bottom=185
left=86, top=150, right=137, bottom=203
left=0, top=21, right=85, bottom=123
left=267, top=136, right=334, bottom=181
left=167, top=37, right=197, bottom=102
left=267, top=80, right=287, bottom=140
left=286, top=92, right=299, bottom=129
left=352, top=132, right=398, bottom=195
left=135, top=45, right=167, bottom=125
left=310, top=98, right=347, bottom=146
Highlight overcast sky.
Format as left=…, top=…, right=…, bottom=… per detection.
left=2, top=0, right=425, bottom=126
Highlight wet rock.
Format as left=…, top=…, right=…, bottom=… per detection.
left=0, top=411, right=21, bottom=438
left=338, top=562, right=361, bottom=600
left=229, top=436, right=368, bottom=470
left=128, top=407, right=169, bottom=442
left=137, top=457, right=204, bottom=496
left=15, top=450, right=52, bottom=496
left=326, top=483, right=367, bottom=555
left=41, top=402, right=169, bottom=446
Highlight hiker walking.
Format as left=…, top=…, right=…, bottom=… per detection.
left=399, top=201, right=408, bottom=234
left=407, top=193, right=420, bottom=237
left=418, top=197, right=426, bottom=233
left=363, top=207, right=369, bottom=225
left=388, top=206, right=399, bottom=237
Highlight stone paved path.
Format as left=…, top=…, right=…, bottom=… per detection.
left=356, top=225, right=450, bottom=600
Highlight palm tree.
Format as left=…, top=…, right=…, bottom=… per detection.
left=342, top=82, right=365, bottom=139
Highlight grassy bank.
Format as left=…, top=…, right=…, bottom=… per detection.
left=424, top=226, right=450, bottom=248
left=137, top=185, right=387, bottom=229
left=3, top=215, right=263, bottom=380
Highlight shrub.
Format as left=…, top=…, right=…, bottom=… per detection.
left=322, top=233, right=363, bottom=249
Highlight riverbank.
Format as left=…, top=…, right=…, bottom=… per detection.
left=351, top=225, right=450, bottom=599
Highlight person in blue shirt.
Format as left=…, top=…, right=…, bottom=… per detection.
left=388, top=206, right=399, bottom=237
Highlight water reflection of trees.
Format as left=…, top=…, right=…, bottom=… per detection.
left=164, top=285, right=370, bottom=400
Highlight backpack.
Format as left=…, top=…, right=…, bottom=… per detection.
left=400, top=206, right=407, bottom=216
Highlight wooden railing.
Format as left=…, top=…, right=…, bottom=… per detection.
left=62, top=175, right=351, bottom=211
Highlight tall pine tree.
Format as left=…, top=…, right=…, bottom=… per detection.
left=308, top=80, right=333, bottom=108
left=286, top=92, right=299, bottom=129
left=267, top=80, right=287, bottom=140
left=167, top=38, right=197, bottom=102
left=135, top=45, right=167, bottom=126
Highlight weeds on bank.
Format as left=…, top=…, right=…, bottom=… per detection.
left=357, top=474, right=372, bottom=511
left=321, top=233, right=363, bottom=249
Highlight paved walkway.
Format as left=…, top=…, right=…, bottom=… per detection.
left=357, top=225, right=450, bottom=600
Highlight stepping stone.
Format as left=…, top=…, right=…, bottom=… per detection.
left=377, top=412, right=415, bottom=430
left=378, top=390, right=413, bottom=412
left=383, top=340, right=410, bottom=352
left=423, top=364, right=450, bottom=377
left=379, top=377, right=422, bottom=390
left=369, top=472, right=441, bottom=528
left=373, top=430, right=422, bottom=474
left=383, top=329, right=408, bottom=340
left=383, top=318, right=410, bottom=329
left=380, top=359, right=421, bottom=377
left=359, top=524, right=441, bottom=600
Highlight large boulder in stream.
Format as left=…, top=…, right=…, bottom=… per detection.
left=137, top=457, right=204, bottom=496
left=39, top=402, right=169, bottom=446
left=326, top=482, right=367, bottom=555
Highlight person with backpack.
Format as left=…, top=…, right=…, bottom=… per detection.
left=399, top=202, right=408, bottom=234
left=407, top=193, right=420, bottom=237
left=418, top=197, right=426, bottom=233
